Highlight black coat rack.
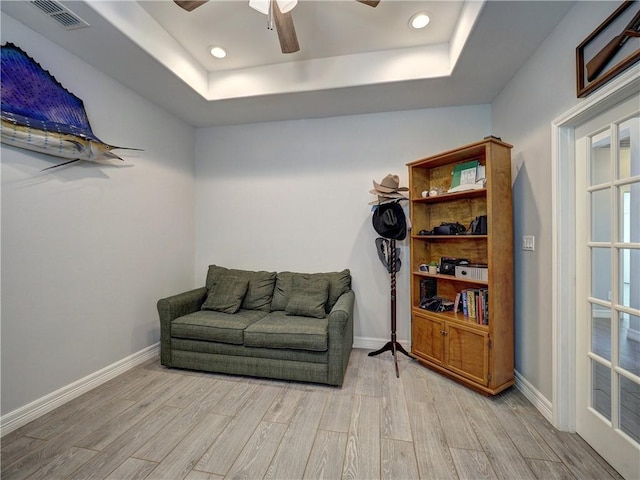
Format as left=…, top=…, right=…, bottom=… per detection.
left=368, top=236, right=411, bottom=377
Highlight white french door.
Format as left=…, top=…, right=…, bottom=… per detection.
left=575, top=95, right=640, bottom=480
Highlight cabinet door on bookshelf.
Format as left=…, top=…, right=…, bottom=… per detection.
left=412, top=314, right=444, bottom=364
left=445, top=324, right=489, bottom=385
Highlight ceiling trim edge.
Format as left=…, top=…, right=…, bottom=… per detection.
left=87, top=0, right=484, bottom=102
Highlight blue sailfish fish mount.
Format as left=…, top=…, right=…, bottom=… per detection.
left=0, top=42, right=141, bottom=170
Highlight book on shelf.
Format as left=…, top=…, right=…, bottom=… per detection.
left=477, top=288, right=488, bottom=325
left=462, top=290, right=468, bottom=316
left=449, top=160, right=478, bottom=190
left=448, top=160, right=487, bottom=193
left=482, top=288, right=489, bottom=325
left=469, top=290, right=477, bottom=319
left=453, top=292, right=461, bottom=313
left=447, top=183, right=485, bottom=193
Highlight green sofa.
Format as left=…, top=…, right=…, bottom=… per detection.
left=158, top=265, right=354, bottom=386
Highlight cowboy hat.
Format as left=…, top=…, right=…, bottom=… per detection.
left=372, top=174, right=409, bottom=193
left=372, top=202, right=407, bottom=240
left=368, top=192, right=408, bottom=205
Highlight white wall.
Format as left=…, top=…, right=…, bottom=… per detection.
left=195, top=106, right=491, bottom=345
left=492, top=1, right=619, bottom=401
left=1, top=16, right=196, bottom=415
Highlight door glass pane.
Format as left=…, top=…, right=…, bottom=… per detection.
left=591, top=188, right=611, bottom=242
left=591, top=129, right=611, bottom=185
left=619, top=374, right=640, bottom=444
left=592, top=359, right=611, bottom=420
left=592, top=305, right=611, bottom=360
left=619, top=248, right=639, bottom=310
left=617, top=116, right=639, bottom=180
left=591, top=247, right=611, bottom=302
left=619, top=312, right=640, bottom=377
left=619, top=188, right=635, bottom=243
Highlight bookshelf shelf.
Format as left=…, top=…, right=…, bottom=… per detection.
left=407, top=138, right=515, bottom=395
left=413, top=189, right=487, bottom=204
left=412, top=235, right=488, bottom=240
left=412, top=307, right=490, bottom=328
left=412, top=271, right=488, bottom=286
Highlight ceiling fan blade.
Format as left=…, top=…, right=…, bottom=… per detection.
left=173, top=1, right=208, bottom=12
left=357, top=0, right=380, bottom=6
left=272, top=0, right=300, bottom=54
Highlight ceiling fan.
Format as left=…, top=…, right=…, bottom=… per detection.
left=173, top=0, right=380, bottom=54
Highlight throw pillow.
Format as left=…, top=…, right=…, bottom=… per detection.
left=318, top=269, right=351, bottom=312
left=285, top=276, right=330, bottom=318
left=201, top=275, right=249, bottom=314
left=206, top=265, right=276, bottom=311
left=271, top=269, right=351, bottom=313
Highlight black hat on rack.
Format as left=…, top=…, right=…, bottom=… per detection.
left=372, top=202, right=406, bottom=240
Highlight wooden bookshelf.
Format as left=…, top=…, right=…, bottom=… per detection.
left=407, top=138, right=515, bottom=395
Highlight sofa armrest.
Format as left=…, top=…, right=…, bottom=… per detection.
left=327, top=290, right=355, bottom=385
left=157, top=287, right=208, bottom=365
left=157, top=287, right=208, bottom=321
left=328, top=290, right=354, bottom=332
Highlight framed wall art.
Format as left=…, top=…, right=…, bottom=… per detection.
left=576, top=1, right=640, bottom=98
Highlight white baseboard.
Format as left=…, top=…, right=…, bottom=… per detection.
left=1, top=343, right=160, bottom=437
left=514, top=369, right=553, bottom=423
left=353, top=336, right=411, bottom=350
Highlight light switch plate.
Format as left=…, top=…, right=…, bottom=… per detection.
left=522, top=235, right=535, bottom=251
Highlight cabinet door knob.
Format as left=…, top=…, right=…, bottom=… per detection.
left=440, top=330, right=447, bottom=336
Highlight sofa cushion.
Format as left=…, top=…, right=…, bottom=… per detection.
left=172, top=338, right=329, bottom=364
left=244, top=311, right=329, bottom=351
left=271, top=269, right=351, bottom=313
left=285, top=276, right=329, bottom=318
left=201, top=275, right=249, bottom=314
left=172, top=309, right=267, bottom=345
left=206, top=265, right=276, bottom=311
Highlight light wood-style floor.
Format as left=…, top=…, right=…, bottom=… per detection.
left=1, top=349, right=625, bottom=480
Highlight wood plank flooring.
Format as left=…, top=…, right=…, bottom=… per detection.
left=1, top=349, right=625, bottom=480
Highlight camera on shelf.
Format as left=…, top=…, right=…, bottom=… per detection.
left=470, top=215, right=488, bottom=235
left=439, top=257, right=470, bottom=275
left=434, top=222, right=466, bottom=235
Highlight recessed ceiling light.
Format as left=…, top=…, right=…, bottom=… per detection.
left=409, top=12, right=430, bottom=30
left=210, top=46, right=227, bottom=59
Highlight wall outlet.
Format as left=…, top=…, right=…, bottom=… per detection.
left=522, top=235, right=535, bottom=251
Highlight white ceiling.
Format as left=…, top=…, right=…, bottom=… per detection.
left=139, top=1, right=466, bottom=72
left=1, top=0, right=575, bottom=127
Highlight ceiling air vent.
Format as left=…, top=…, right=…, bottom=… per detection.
left=30, top=0, right=89, bottom=30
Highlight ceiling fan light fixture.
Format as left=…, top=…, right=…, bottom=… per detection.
left=249, top=0, right=297, bottom=15
left=209, top=45, right=227, bottom=59
left=409, top=12, right=430, bottom=30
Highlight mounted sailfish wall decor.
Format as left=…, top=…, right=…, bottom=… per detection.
left=0, top=43, right=141, bottom=170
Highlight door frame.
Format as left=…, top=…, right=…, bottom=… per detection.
left=551, top=63, right=640, bottom=431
